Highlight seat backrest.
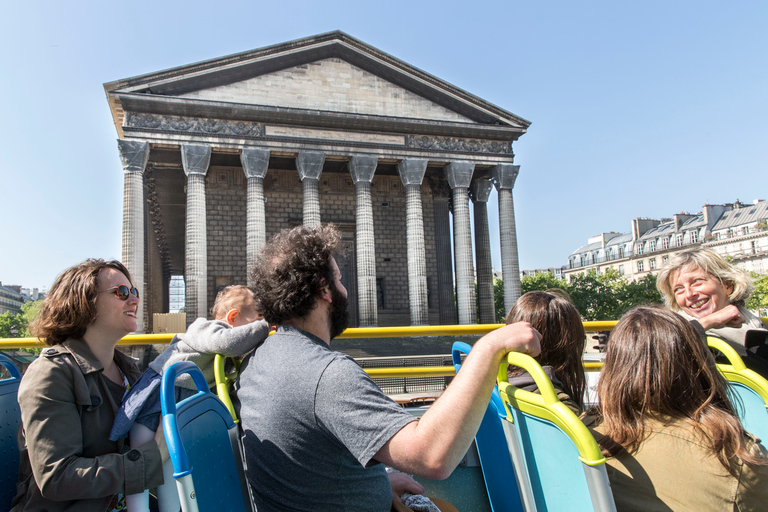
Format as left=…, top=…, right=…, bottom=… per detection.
left=497, top=352, right=616, bottom=512
left=161, top=361, right=253, bottom=512
left=452, top=342, right=524, bottom=512
left=0, top=355, right=22, bottom=510
left=707, top=337, right=768, bottom=442
left=213, top=353, right=240, bottom=423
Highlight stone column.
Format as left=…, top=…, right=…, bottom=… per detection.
left=182, top=144, right=211, bottom=325
left=296, top=151, right=325, bottom=227
left=491, top=164, right=521, bottom=313
left=241, top=148, right=270, bottom=285
left=471, top=179, right=496, bottom=323
left=397, top=158, right=429, bottom=325
left=118, top=140, right=149, bottom=333
left=349, top=155, right=378, bottom=327
left=445, top=161, right=477, bottom=324
left=429, top=177, right=457, bottom=325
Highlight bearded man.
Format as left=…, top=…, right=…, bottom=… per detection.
left=235, top=224, right=540, bottom=512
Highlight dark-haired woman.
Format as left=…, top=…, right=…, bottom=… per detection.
left=587, top=306, right=768, bottom=511
left=12, top=259, right=166, bottom=511
left=505, top=290, right=587, bottom=414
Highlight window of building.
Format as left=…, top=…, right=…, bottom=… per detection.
left=676, top=234, right=683, bottom=246
left=691, top=231, right=698, bottom=243
left=619, top=247, right=624, bottom=258
left=169, top=276, right=185, bottom=313
left=650, top=258, right=656, bottom=270
left=637, top=261, right=645, bottom=272
left=637, top=243, right=644, bottom=255
left=662, top=238, right=669, bottom=250
left=662, top=255, right=669, bottom=265
left=619, top=265, right=625, bottom=276
left=649, top=241, right=656, bottom=252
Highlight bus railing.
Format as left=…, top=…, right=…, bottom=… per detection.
left=0, top=322, right=617, bottom=381
left=0, top=321, right=623, bottom=350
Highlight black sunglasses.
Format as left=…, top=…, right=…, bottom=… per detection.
left=100, top=285, right=140, bottom=301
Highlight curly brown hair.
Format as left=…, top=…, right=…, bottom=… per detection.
left=30, top=259, right=134, bottom=346
left=250, top=225, right=342, bottom=325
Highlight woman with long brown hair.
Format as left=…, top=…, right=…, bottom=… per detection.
left=589, top=306, right=768, bottom=511
left=12, top=259, right=167, bottom=511
left=506, top=290, right=587, bottom=414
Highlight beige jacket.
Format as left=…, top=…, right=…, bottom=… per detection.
left=589, top=417, right=768, bottom=512
left=12, top=338, right=163, bottom=511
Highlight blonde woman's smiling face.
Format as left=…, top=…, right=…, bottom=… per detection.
left=672, top=266, right=733, bottom=319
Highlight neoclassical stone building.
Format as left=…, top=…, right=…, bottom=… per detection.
left=104, top=31, right=529, bottom=331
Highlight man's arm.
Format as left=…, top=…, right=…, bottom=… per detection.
left=374, top=322, right=541, bottom=480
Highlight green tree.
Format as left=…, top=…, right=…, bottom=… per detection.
left=0, top=300, right=42, bottom=338
left=520, top=272, right=568, bottom=295
left=747, top=273, right=768, bottom=316
left=0, top=312, right=27, bottom=338
left=614, top=273, right=664, bottom=313
left=568, top=269, right=622, bottom=320
left=493, top=277, right=505, bottom=322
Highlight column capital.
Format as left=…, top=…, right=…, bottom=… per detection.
left=491, top=164, right=520, bottom=190
left=117, top=140, right=150, bottom=175
left=397, top=158, right=427, bottom=186
left=241, top=147, right=270, bottom=179
left=444, top=161, right=475, bottom=189
left=181, top=144, right=211, bottom=176
left=296, top=151, right=325, bottom=181
left=348, top=155, right=378, bottom=184
left=470, top=179, right=493, bottom=203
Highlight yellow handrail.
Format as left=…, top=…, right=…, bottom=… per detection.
left=0, top=321, right=623, bottom=349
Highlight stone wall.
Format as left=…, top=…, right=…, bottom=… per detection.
left=206, top=167, right=248, bottom=313
left=189, top=167, right=444, bottom=327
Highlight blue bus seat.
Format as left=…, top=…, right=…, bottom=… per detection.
left=497, top=352, right=616, bottom=512
left=451, top=342, right=524, bottom=512
left=0, top=355, right=22, bottom=510
left=161, top=361, right=254, bottom=512
left=707, top=337, right=768, bottom=442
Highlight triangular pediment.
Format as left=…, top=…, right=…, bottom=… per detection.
left=106, top=31, right=530, bottom=133
left=178, top=58, right=476, bottom=124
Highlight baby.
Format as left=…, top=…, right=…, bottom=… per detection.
left=111, top=285, right=270, bottom=512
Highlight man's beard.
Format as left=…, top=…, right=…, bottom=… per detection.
left=328, top=284, right=350, bottom=340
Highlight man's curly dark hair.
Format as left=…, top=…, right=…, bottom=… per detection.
left=250, top=224, right=342, bottom=325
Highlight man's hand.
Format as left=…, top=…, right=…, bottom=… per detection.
left=698, top=304, right=744, bottom=330
left=478, top=321, right=542, bottom=359
left=388, top=472, right=425, bottom=503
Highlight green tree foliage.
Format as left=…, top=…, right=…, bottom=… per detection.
left=520, top=272, right=567, bottom=295
left=504, top=271, right=665, bottom=321
left=493, top=277, right=505, bottom=323
left=747, top=272, right=768, bottom=316
left=0, top=300, right=42, bottom=338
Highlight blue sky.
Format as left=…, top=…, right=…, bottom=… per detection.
left=1, top=1, right=766, bottom=291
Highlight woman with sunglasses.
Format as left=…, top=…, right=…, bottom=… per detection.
left=12, top=259, right=167, bottom=511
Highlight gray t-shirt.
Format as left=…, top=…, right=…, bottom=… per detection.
left=234, top=326, right=416, bottom=511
